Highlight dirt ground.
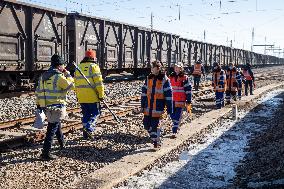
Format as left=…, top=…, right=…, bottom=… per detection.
left=234, top=92, right=284, bottom=188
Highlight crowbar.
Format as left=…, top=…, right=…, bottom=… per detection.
left=71, top=62, right=123, bottom=124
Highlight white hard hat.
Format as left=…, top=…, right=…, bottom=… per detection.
left=175, top=62, right=183, bottom=68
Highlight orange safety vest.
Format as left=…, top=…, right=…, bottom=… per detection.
left=144, top=78, right=165, bottom=117
left=192, top=64, right=202, bottom=76
left=170, top=75, right=187, bottom=107
left=212, top=70, right=226, bottom=92
left=243, top=70, right=252, bottom=80
left=226, top=69, right=238, bottom=92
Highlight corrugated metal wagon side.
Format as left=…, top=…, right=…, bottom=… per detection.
left=0, top=0, right=67, bottom=92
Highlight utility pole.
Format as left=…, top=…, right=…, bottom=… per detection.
left=264, top=36, right=267, bottom=55
left=251, top=27, right=255, bottom=52
left=151, top=12, right=153, bottom=30
left=65, top=0, right=68, bottom=13
left=226, top=36, right=228, bottom=46
left=203, top=30, right=206, bottom=42
left=178, top=4, right=181, bottom=20
left=255, top=0, right=258, bottom=11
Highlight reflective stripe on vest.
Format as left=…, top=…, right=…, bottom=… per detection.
left=212, top=70, right=226, bottom=92
left=143, top=77, right=166, bottom=117
left=192, top=64, right=202, bottom=75
left=243, top=70, right=252, bottom=80
left=226, top=70, right=238, bottom=91
left=170, top=75, right=186, bottom=102
left=36, top=74, right=68, bottom=107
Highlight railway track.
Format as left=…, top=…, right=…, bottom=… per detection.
left=0, top=69, right=283, bottom=152
left=0, top=82, right=214, bottom=152
left=0, top=95, right=142, bottom=151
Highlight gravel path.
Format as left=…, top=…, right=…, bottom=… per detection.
left=0, top=66, right=284, bottom=189
left=0, top=65, right=283, bottom=123
left=116, top=90, right=284, bottom=189
left=0, top=80, right=143, bottom=122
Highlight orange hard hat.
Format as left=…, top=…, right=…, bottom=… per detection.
left=85, top=49, right=96, bottom=59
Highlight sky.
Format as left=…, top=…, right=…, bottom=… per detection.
left=19, top=0, right=284, bottom=57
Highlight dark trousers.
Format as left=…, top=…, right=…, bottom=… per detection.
left=238, top=89, right=242, bottom=99
left=193, top=76, right=201, bottom=90
left=80, top=103, right=100, bottom=138
left=215, top=92, right=224, bottom=109
left=245, top=80, right=253, bottom=96
left=143, top=116, right=161, bottom=144
left=170, top=107, right=183, bottom=134
left=42, top=122, right=64, bottom=155
left=225, top=90, right=237, bottom=103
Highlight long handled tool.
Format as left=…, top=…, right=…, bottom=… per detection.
left=72, top=62, right=123, bottom=124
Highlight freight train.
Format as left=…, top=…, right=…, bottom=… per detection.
left=0, top=0, right=283, bottom=93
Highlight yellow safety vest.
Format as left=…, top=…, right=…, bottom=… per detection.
left=74, top=62, right=104, bottom=103
left=35, top=71, right=74, bottom=107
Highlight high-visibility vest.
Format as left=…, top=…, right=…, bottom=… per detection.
left=243, top=69, right=252, bottom=80
left=74, top=62, right=104, bottom=103
left=212, top=69, right=226, bottom=92
left=141, top=75, right=173, bottom=117
left=170, top=75, right=187, bottom=104
left=36, top=70, right=74, bottom=107
left=192, top=64, right=202, bottom=76
left=226, top=69, right=238, bottom=92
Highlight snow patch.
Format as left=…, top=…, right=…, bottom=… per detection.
left=116, top=90, right=284, bottom=189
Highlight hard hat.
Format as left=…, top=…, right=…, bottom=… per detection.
left=175, top=62, right=183, bottom=68
left=213, top=62, right=219, bottom=67
left=85, top=49, right=96, bottom=59
left=196, top=59, right=202, bottom=64
left=51, top=54, right=64, bottom=67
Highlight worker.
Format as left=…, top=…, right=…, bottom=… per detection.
left=141, top=61, right=173, bottom=149
left=212, top=62, right=226, bottom=109
left=242, top=63, right=255, bottom=96
left=74, top=49, right=104, bottom=140
left=191, top=59, right=205, bottom=91
left=225, top=62, right=241, bottom=104
left=169, top=62, right=192, bottom=139
left=35, top=54, right=74, bottom=160
left=237, top=67, right=245, bottom=100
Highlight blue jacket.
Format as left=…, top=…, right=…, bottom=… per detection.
left=141, top=73, right=173, bottom=117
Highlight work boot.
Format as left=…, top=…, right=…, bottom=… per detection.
left=153, top=142, right=161, bottom=149
left=58, top=141, right=66, bottom=150
left=40, top=153, right=57, bottom=161
left=170, top=133, right=177, bottom=139
left=83, top=128, right=94, bottom=140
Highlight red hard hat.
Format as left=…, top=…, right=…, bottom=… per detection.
left=85, top=49, right=96, bottom=59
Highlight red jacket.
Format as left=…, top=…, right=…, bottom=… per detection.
left=169, top=72, right=192, bottom=108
